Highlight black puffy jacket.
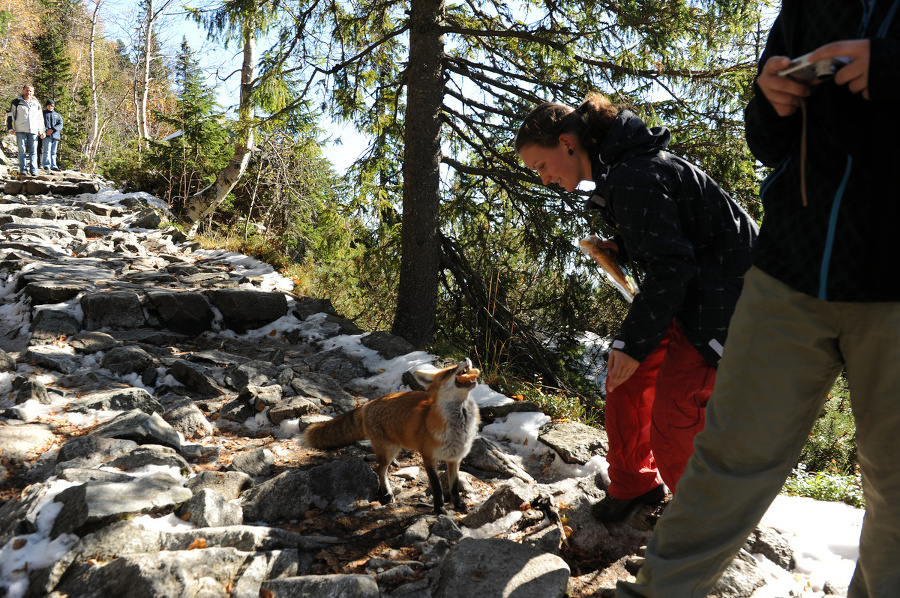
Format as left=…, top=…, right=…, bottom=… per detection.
left=587, top=111, right=758, bottom=366
left=745, top=0, right=900, bottom=302
left=43, top=110, right=63, bottom=140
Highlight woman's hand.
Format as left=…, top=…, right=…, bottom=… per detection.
left=809, top=39, right=871, bottom=99
left=756, top=55, right=812, bottom=116
left=606, top=349, right=640, bottom=393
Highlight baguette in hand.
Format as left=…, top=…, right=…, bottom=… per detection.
left=578, top=236, right=638, bottom=300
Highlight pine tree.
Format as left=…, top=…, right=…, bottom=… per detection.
left=312, top=0, right=769, bottom=380
left=147, top=37, right=230, bottom=208
left=180, top=0, right=319, bottom=232
left=31, top=0, right=74, bottom=105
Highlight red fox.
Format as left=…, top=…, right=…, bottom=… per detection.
left=303, top=359, right=481, bottom=514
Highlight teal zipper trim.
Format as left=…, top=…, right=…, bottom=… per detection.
left=819, top=156, right=853, bottom=300
left=860, top=0, right=877, bottom=36
left=878, top=0, right=900, bottom=36
left=760, top=156, right=790, bottom=199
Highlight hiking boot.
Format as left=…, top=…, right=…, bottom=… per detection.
left=591, top=484, right=667, bottom=523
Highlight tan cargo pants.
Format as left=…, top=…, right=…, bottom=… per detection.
left=617, top=267, right=900, bottom=598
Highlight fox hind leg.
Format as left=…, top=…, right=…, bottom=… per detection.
left=446, top=460, right=467, bottom=513
left=373, top=444, right=401, bottom=504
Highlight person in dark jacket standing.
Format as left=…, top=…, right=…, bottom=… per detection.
left=42, top=99, right=63, bottom=171
left=515, top=93, right=758, bottom=521
left=617, top=1, right=900, bottom=597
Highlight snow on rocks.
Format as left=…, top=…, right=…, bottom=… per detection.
left=0, top=177, right=850, bottom=598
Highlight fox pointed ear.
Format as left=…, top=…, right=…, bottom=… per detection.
left=412, top=368, right=437, bottom=388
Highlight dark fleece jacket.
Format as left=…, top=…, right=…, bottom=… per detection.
left=744, top=0, right=900, bottom=302
left=587, top=111, right=758, bottom=366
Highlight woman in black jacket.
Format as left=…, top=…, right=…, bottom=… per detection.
left=515, top=93, right=757, bottom=521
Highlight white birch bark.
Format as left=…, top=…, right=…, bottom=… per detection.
left=180, top=15, right=257, bottom=236
left=86, top=0, right=101, bottom=161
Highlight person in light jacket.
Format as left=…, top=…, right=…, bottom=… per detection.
left=6, top=85, right=45, bottom=176
left=42, top=99, right=63, bottom=171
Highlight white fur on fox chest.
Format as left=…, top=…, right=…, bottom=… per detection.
left=433, top=397, right=479, bottom=461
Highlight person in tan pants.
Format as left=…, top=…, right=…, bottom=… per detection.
left=618, top=0, right=900, bottom=595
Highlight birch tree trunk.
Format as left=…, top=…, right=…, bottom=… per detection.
left=179, top=14, right=257, bottom=236
left=86, top=0, right=101, bottom=162
left=137, top=0, right=153, bottom=144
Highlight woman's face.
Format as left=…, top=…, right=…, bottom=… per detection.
left=518, top=135, right=590, bottom=192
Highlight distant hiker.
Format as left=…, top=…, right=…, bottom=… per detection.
left=42, top=99, right=63, bottom=172
left=6, top=84, right=45, bottom=176
left=515, top=93, right=758, bottom=521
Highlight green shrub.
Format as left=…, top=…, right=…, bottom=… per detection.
left=799, top=372, right=857, bottom=475
left=783, top=463, right=864, bottom=508
left=783, top=371, right=862, bottom=507
left=495, top=383, right=602, bottom=427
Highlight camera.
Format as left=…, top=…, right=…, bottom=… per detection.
left=777, top=52, right=850, bottom=82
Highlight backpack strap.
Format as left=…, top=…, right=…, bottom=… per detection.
left=6, top=99, right=18, bottom=130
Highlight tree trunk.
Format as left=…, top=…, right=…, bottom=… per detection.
left=179, top=15, right=256, bottom=235
left=86, top=0, right=101, bottom=162
left=138, top=0, right=153, bottom=144
left=391, top=0, right=445, bottom=348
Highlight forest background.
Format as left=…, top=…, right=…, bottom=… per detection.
left=0, top=0, right=861, bottom=504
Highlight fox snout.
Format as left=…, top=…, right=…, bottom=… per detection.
left=454, top=359, right=480, bottom=388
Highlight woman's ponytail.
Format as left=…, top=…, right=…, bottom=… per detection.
left=516, top=92, right=619, bottom=156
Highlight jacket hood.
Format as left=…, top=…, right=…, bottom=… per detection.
left=596, top=110, right=670, bottom=166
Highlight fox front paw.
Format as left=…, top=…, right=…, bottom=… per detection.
left=375, top=488, right=394, bottom=505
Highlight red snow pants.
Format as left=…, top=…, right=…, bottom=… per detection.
left=604, top=321, right=717, bottom=499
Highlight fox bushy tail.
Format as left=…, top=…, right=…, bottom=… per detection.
left=303, top=408, right=366, bottom=449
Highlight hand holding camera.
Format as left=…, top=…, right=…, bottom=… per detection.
left=757, top=40, right=871, bottom=116
left=810, top=39, right=871, bottom=98
left=777, top=51, right=850, bottom=82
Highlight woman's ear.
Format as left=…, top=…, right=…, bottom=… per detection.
left=558, top=132, right=578, bottom=153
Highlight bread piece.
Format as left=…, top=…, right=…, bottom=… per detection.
left=578, top=237, right=637, bottom=298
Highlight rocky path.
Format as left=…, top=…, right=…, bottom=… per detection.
left=0, top=173, right=820, bottom=598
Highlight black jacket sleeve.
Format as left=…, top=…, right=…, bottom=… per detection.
left=744, top=9, right=803, bottom=167
left=869, top=38, right=900, bottom=101
left=608, top=166, right=696, bottom=362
